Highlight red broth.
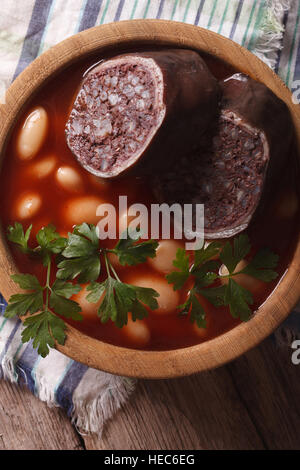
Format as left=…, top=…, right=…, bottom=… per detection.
left=0, top=51, right=299, bottom=351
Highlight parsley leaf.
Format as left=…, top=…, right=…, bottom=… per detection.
left=199, top=280, right=253, bottom=322
left=130, top=299, right=149, bottom=321
left=239, top=248, right=279, bottom=282
left=95, top=278, right=120, bottom=324
left=36, top=224, right=67, bottom=253
left=194, top=241, right=222, bottom=268
left=224, top=278, right=253, bottom=321
left=57, top=256, right=100, bottom=283
left=56, top=225, right=160, bottom=329
left=112, top=281, right=137, bottom=327
left=167, top=233, right=279, bottom=327
left=197, top=285, right=227, bottom=307
left=63, top=223, right=99, bottom=256
left=74, top=222, right=99, bottom=245
left=51, top=279, right=81, bottom=298
left=5, top=273, right=44, bottom=318
left=7, top=222, right=32, bottom=253
left=193, top=260, right=219, bottom=288
left=177, top=296, right=192, bottom=316
left=35, top=225, right=67, bottom=266
left=178, top=291, right=206, bottom=328
left=112, top=229, right=158, bottom=266
left=7, top=218, right=280, bottom=359
left=5, top=292, right=44, bottom=318
left=190, top=295, right=206, bottom=328
left=10, top=273, right=42, bottom=290
left=132, top=285, right=159, bottom=311
left=50, top=280, right=82, bottom=321
left=166, top=248, right=190, bottom=290
left=87, top=279, right=159, bottom=327
left=57, top=223, right=100, bottom=283
left=86, top=281, right=106, bottom=303
left=22, top=310, right=67, bottom=358
left=6, top=223, right=84, bottom=357
left=220, top=234, right=251, bottom=274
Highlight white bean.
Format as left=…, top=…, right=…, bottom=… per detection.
left=122, top=316, right=151, bottom=348
left=56, top=166, right=83, bottom=192
left=16, top=193, right=42, bottom=219
left=64, top=196, right=104, bottom=225
left=128, top=275, right=179, bottom=314
left=30, top=155, right=56, bottom=179
left=148, top=240, right=183, bottom=273
left=17, top=106, right=48, bottom=160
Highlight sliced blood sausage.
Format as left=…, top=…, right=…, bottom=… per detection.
left=65, top=49, right=219, bottom=178
left=154, top=73, right=294, bottom=239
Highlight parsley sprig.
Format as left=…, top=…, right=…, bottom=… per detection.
left=57, top=225, right=159, bottom=328
left=5, top=221, right=279, bottom=358
left=5, top=222, right=159, bottom=356
left=166, top=234, right=279, bottom=325
left=6, top=224, right=81, bottom=356
left=86, top=253, right=159, bottom=327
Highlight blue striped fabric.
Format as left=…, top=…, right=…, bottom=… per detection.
left=229, top=0, right=245, bottom=39
left=0, top=0, right=299, bottom=434
left=55, top=362, right=88, bottom=414
left=194, top=0, right=206, bottom=25
left=78, top=0, right=104, bottom=32
left=157, top=0, right=165, bottom=19
left=13, top=0, right=55, bottom=80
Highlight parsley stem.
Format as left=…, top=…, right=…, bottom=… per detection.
left=109, top=261, right=121, bottom=283
left=218, top=270, right=244, bottom=279
left=104, top=251, right=121, bottom=282
left=102, top=250, right=121, bottom=282
left=45, top=260, right=51, bottom=310
left=104, top=252, right=111, bottom=278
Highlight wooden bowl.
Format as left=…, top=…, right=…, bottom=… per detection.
left=0, top=20, right=299, bottom=379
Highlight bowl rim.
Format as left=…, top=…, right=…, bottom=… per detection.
left=0, top=19, right=299, bottom=379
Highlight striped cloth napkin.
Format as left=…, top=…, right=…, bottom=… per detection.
left=0, top=0, right=299, bottom=436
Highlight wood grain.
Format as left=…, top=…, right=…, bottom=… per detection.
left=227, top=341, right=300, bottom=450
left=0, top=379, right=83, bottom=450
left=85, top=337, right=300, bottom=450
left=0, top=20, right=299, bottom=378
left=85, top=374, right=265, bottom=450
left=0, top=335, right=299, bottom=450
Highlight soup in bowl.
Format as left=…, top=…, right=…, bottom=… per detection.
left=0, top=20, right=299, bottom=378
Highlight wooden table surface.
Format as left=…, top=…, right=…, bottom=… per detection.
left=0, top=334, right=299, bottom=450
